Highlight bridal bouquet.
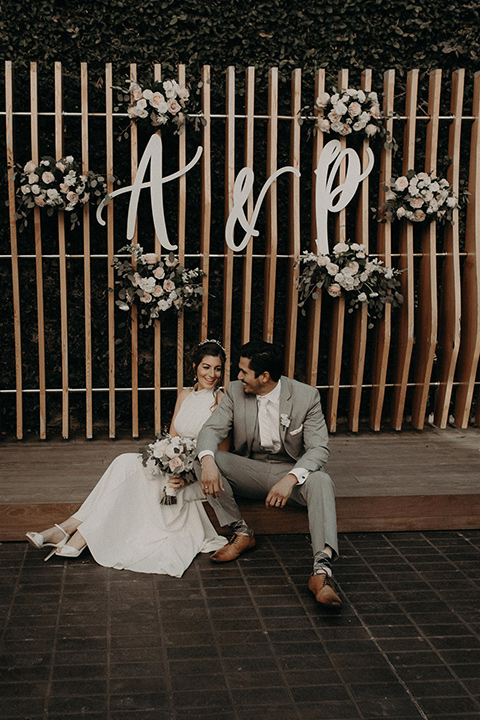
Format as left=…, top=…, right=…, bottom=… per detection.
left=15, top=156, right=110, bottom=231
left=115, top=78, right=193, bottom=134
left=142, top=433, right=197, bottom=505
left=382, top=170, right=458, bottom=224
left=296, top=240, right=403, bottom=325
left=113, top=243, right=205, bottom=326
left=314, top=87, right=384, bottom=138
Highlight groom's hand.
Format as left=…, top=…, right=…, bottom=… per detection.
left=200, top=455, right=224, bottom=498
left=266, top=474, right=297, bottom=509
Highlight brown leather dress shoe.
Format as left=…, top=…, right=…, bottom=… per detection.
left=308, top=572, right=342, bottom=609
left=210, top=532, right=256, bottom=563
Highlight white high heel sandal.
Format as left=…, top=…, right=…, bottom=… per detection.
left=55, top=543, right=87, bottom=559
left=26, top=524, right=70, bottom=561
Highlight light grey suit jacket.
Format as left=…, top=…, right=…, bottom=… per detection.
left=196, top=376, right=329, bottom=473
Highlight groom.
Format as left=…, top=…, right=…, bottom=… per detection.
left=196, top=339, right=341, bottom=609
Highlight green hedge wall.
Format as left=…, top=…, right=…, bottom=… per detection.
left=2, top=0, right=479, bottom=81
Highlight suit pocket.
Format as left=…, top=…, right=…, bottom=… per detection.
left=289, top=424, right=303, bottom=437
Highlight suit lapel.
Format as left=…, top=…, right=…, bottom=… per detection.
left=279, top=376, right=293, bottom=443
left=244, top=392, right=257, bottom=454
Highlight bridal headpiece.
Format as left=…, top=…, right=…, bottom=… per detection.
left=198, top=338, right=226, bottom=354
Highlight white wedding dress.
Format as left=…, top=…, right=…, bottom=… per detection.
left=72, top=388, right=227, bottom=577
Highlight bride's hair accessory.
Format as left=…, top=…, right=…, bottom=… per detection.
left=198, top=338, right=226, bottom=354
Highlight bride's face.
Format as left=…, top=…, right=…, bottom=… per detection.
left=194, top=355, right=223, bottom=391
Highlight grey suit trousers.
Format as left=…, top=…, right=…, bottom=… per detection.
left=203, top=451, right=338, bottom=557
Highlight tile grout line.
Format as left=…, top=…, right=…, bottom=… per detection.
left=193, top=561, right=244, bottom=720
left=379, top=531, right=480, bottom=712
left=151, top=575, right=178, bottom=720
left=42, top=558, right=67, bottom=720
left=340, top=534, right=431, bottom=720
left=232, top=552, right=305, bottom=720
left=0, top=544, right=27, bottom=647
left=106, top=566, right=111, bottom=720
left=267, top=536, right=367, bottom=720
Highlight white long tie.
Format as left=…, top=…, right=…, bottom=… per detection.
left=257, top=396, right=274, bottom=451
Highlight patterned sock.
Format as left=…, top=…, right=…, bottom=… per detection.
left=229, top=519, right=253, bottom=538
left=313, top=550, right=333, bottom=577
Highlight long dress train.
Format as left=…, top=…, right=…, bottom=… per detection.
left=72, top=388, right=227, bottom=577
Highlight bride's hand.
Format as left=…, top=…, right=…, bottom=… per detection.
left=167, top=476, right=185, bottom=491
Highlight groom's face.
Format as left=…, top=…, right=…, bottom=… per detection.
left=238, top=357, right=266, bottom=395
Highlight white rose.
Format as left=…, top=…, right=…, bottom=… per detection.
left=365, top=124, right=378, bottom=136
left=316, top=118, right=330, bottom=133
left=333, top=101, right=348, bottom=116
left=137, top=98, right=147, bottom=110
left=142, top=89, right=154, bottom=101
left=24, top=161, right=36, bottom=173
left=139, top=277, right=156, bottom=293
left=31, top=184, right=40, bottom=195
left=446, top=196, right=457, bottom=208
left=163, top=80, right=176, bottom=98
left=330, top=121, right=344, bottom=133
left=357, top=90, right=366, bottom=103
left=357, top=292, right=367, bottom=302
left=315, top=91, right=330, bottom=108
left=333, top=242, right=349, bottom=255
left=395, top=176, right=409, bottom=192
left=21, top=185, right=31, bottom=194
left=326, top=262, right=340, bottom=276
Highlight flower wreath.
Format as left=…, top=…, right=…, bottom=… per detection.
left=15, top=156, right=111, bottom=231
left=381, top=170, right=459, bottom=224
left=113, top=243, right=205, bottom=327
left=296, top=240, right=403, bottom=325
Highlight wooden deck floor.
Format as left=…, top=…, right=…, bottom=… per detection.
left=1, top=426, right=479, bottom=540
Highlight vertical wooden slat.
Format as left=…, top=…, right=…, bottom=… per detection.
left=177, top=64, right=186, bottom=392
left=5, top=61, right=23, bottom=439
left=129, top=63, right=139, bottom=437
left=223, top=67, right=236, bottom=384
left=263, top=67, right=278, bottom=344
left=285, top=69, right=301, bottom=377
left=370, top=70, right=395, bottom=431
left=55, top=62, right=69, bottom=439
left=153, top=64, right=162, bottom=434
left=390, top=69, right=419, bottom=430
left=30, top=62, right=47, bottom=439
left=326, top=69, right=349, bottom=432
left=306, top=69, right=325, bottom=387
left=200, top=65, right=211, bottom=342
left=454, top=71, right=480, bottom=427
left=241, top=66, right=255, bottom=345
left=80, top=63, right=93, bottom=439
left=433, top=70, right=464, bottom=427
left=348, top=69, right=372, bottom=432
left=105, top=63, right=116, bottom=437
left=411, top=70, right=442, bottom=429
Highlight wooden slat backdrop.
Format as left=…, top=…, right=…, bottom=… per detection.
left=263, top=67, right=278, bottom=344
left=433, top=69, right=464, bottom=427
left=370, top=69, right=395, bottom=430
left=306, top=69, right=325, bottom=388
left=2, top=63, right=480, bottom=439
left=153, top=63, right=162, bottom=434
left=327, top=69, right=349, bottom=432
left=455, top=71, right=480, bottom=427
left=129, top=64, right=139, bottom=437
left=391, top=69, right=419, bottom=430
left=80, top=63, right=93, bottom=439
left=30, top=62, right=47, bottom=439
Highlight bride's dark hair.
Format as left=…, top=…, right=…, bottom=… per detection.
left=189, top=340, right=226, bottom=389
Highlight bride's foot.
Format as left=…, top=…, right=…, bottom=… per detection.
left=26, top=523, right=70, bottom=550
left=55, top=530, right=88, bottom=559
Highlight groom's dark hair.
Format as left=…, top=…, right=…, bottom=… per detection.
left=240, top=340, right=283, bottom=382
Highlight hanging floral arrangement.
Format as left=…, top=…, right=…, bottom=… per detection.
left=381, top=170, right=459, bottom=224
left=15, top=156, right=111, bottom=231
left=296, top=240, right=403, bottom=326
left=113, top=243, right=205, bottom=327
left=114, top=78, right=204, bottom=137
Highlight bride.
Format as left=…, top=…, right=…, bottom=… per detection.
left=26, top=340, right=228, bottom=577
